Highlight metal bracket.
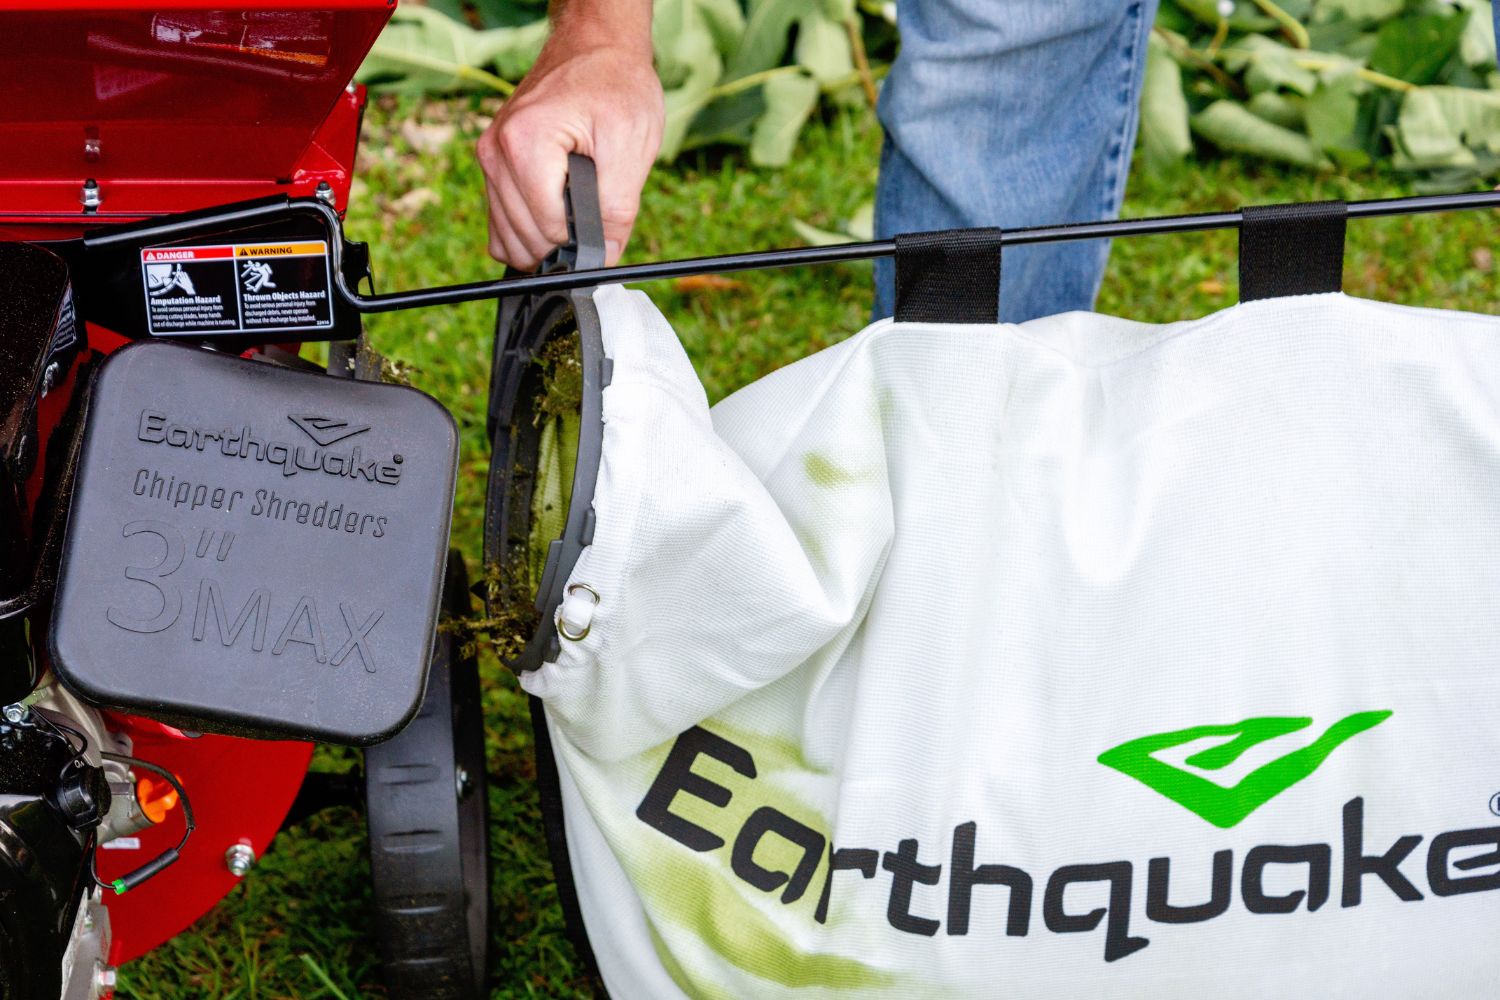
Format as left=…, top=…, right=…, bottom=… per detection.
left=279, top=770, right=366, bottom=829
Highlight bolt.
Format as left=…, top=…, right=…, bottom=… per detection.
left=225, top=843, right=256, bottom=877
left=455, top=766, right=473, bottom=800
left=94, top=963, right=116, bottom=997
left=315, top=181, right=336, bottom=205
left=2, top=704, right=26, bottom=724
left=80, top=179, right=101, bottom=210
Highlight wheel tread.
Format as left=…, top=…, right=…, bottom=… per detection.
left=364, top=551, right=491, bottom=999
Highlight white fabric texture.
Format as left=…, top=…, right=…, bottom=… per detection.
left=522, top=285, right=1500, bottom=998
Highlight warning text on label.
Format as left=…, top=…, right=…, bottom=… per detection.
left=141, top=240, right=335, bottom=336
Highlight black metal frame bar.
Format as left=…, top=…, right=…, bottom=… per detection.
left=82, top=190, right=1500, bottom=316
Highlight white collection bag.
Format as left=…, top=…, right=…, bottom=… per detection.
left=522, top=284, right=1500, bottom=998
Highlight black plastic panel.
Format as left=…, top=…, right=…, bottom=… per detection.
left=0, top=244, right=83, bottom=609
left=64, top=198, right=367, bottom=346
left=50, top=342, right=458, bottom=744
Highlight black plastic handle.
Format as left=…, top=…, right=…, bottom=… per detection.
left=537, top=154, right=606, bottom=276
left=482, top=155, right=609, bottom=674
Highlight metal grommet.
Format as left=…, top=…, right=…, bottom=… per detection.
left=556, top=619, right=589, bottom=641
left=556, top=583, right=600, bottom=641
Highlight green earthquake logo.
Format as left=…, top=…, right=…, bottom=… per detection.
left=1097, top=711, right=1393, bottom=828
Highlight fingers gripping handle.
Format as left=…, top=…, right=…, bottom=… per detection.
left=539, top=154, right=607, bottom=275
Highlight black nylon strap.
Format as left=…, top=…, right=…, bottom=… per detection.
left=894, top=227, right=1003, bottom=324
left=1238, top=200, right=1347, bottom=302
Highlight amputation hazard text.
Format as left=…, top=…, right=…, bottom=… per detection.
left=141, top=240, right=335, bottom=336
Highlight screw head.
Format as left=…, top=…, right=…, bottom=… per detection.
left=2, top=704, right=26, bottom=724
left=315, top=181, right=336, bottom=205
left=455, top=766, right=473, bottom=800
left=225, top=843, right=256, bottom=877
left=80, top=179, right=101, bottom=209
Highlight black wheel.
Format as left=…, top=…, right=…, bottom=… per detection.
left=365, top=550, right=490, bottom=999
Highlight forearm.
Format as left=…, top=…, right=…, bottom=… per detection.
left=549, top=0, right=654, bottom=58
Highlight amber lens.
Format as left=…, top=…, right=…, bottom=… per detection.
left=136, top=776, right=180, bottom=826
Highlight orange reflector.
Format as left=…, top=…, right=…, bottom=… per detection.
left=136, top=776, right=180, bottom=826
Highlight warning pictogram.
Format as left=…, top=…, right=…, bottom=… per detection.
left=241, top=260, right=275, bottom=293
left=140, top=240, right=334, bottom=336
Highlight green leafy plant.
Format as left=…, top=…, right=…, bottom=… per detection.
left=357, top=0, right=893, bottom=166
left=1144, top=0, right=1500, bottom=187
left=361, top=0, right=1500, bottom=184
left=356, top=4, right=546, bottom=94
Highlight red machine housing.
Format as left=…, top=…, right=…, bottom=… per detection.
left=0, top=0, right=394, bottom=965
left=0, top=0, right=390, bottom=234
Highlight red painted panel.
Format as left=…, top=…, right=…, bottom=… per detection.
left=0, top=50, right=366, bottom=230
left=0, top=4, right=389, bottom=216
left=1, top=2, right=389, bottom=9
left=96, top=720, right=316, bottom=964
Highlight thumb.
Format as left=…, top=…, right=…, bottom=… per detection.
left=591, top=131, right=658, bottom=266
left=596, top=174, right=642, bottom=267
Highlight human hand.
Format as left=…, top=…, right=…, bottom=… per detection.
left=476, top=2, right=662, bottom=270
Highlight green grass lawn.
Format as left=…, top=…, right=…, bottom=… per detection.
left=116, top=96, right=1500, bottom=999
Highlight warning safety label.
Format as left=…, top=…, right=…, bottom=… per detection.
left=140, top=240, right=335, bottom=336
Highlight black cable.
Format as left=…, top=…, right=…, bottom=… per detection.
left=30, top=709, right=90, bottom=760
left=90, top=751, right=194, bottom=895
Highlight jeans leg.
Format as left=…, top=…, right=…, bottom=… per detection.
left=873, top=0, right=1159, bottom=323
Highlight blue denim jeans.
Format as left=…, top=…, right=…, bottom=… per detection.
left=874, top=0, right=1160, bottom=323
